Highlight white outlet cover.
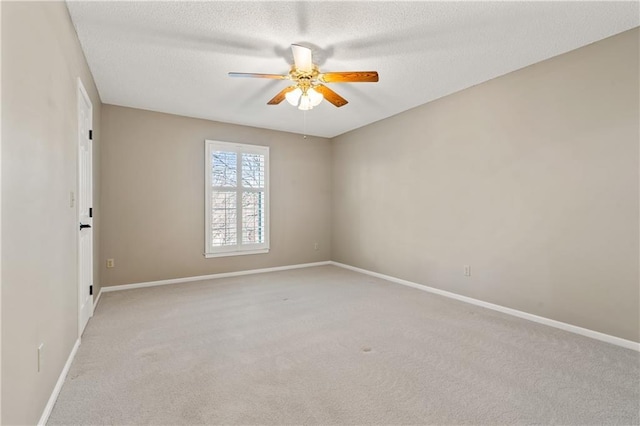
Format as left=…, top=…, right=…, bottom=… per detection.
left=464, top=265, right=471, bottom=276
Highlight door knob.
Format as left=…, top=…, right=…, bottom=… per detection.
left=79, top=223, right=92, bottom=230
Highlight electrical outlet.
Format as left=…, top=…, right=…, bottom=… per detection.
left=464, top=265, right=471, bottom=277
left=106, top=259, right=115, bottom=268
left=70, top=191, right=75, bottom=208
left=314, top=242, right=319, bottom=251
left=38, top=343, right=44, bottom=372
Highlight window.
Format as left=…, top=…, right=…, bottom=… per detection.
left=204, top=140, right=269, bottom=257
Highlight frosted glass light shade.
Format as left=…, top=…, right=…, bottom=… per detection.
left=298, top=94, right=312, bottom=110
left=308, top=88, right=323, bottom=106
left=285, top=88, right=302, bottom=106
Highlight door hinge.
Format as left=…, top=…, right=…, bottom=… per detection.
left=89, top=130, right=93, bottom=140
left=90, top=285, right=93, bottom=296
left=89, top=207, right=93, bottom=218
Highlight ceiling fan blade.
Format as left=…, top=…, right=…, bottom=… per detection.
left=291, top=44, right=313, bottom=72
left=228, top=72, right=288, bottom=79
left=267, top=86, right=297, bottom=105
left=314, top=84, right=348, bottom=107
left=320, top=71, right=379, bottom=83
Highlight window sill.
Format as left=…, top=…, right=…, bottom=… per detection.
left=204, top=249, right=269, bottom=258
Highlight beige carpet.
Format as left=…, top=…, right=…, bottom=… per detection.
left=48, top=265, right=639, bottom=425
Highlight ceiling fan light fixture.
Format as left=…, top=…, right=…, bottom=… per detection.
left=229, top=44, right=378, bottom=110
left=298, top=94, right=312, bottom=111
left=285, top=87, right=302, bottom=106
left=308, top=87, right=323, bottom=107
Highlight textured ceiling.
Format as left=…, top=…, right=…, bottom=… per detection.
left=66, top=1, right=639, bottom=138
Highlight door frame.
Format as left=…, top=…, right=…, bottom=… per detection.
left=77, top=78, right=94, bottom=338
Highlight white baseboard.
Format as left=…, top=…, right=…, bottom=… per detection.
left=93, top=287, right=102, bottom=310
left=97, top=259, right=639, bottom=351
left=101, top=261, right=332, bottom=293
left=33, top=260, right=637, bottom=426
left=37, top=338, right=80, bottom=426
left=330, top=261, right=640, bottom=352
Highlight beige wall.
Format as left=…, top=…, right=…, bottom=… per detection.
left=1, top=2, right=102, bottom=424
left=100, top=105, right=331, bottom=286
left=332, top=28, right=640, bottom=342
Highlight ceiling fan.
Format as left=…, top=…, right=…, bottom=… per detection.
left=229, top=44, right=379, bottom=110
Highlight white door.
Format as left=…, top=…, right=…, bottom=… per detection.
left=78, top=79, right=94, bottom=336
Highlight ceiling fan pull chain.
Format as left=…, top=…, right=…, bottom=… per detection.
left=303, top=110, right=307, bottom=139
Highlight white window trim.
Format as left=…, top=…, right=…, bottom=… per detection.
left=204, top=140, right=270, bottom=258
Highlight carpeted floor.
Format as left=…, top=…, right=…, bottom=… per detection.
left=48, top=265, right=639, bottom=425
